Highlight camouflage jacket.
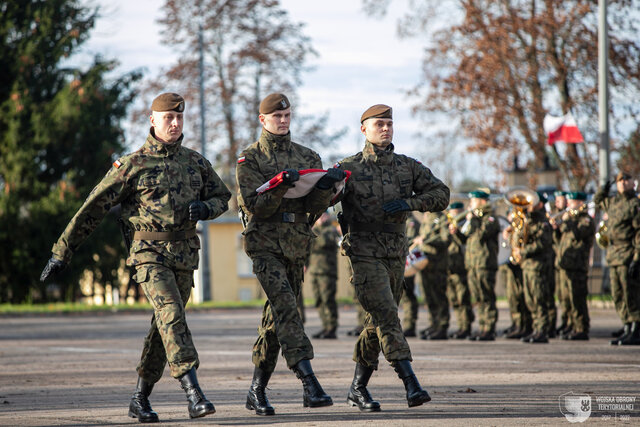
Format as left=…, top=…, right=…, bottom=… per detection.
left=52, top=130, right=231, bottom=271
left=307, top=220, right=340, bottom=277
left=236, top=129, right=334, bottom=262
left=594, top=188, right=640, bottom=266
left=555, top=210, right=595, bottom=271
left=419, top=212, right=450, bottom=272
left=448, top=228, right=466, bottom=275
left=335, top=141, right=450, bottom=258
left=520, top=208, right=553, bottom=271
left=456, top=205, right=500, bottom=270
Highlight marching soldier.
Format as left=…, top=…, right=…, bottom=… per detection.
left=551, top=190, right=572, bottom=336
left=236, top=93, right=344, bottom=415
left=451, top=190, right=500, bottom=341
left=401, top=215, right=422, bottom=337
left=555, top=192, right=595, bottom=340
left=335, top=104, right=449, bottom=412
left=446, top=202, right=474, bottom=339
left=40, top=93, right=231, bottom=422
left=594, top=172, right=640, bottom=346
left=416, top=211, right=451, bottom=340
left=308, top=211, right=341, bottom=339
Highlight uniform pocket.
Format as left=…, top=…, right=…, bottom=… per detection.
left=134, top=266, right=150, bottom=284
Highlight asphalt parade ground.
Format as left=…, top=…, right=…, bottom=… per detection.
left=1, top=304, right=638, bottom=426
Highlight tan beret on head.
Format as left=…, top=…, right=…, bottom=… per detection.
left=616, top=171, right=632, bottom=181
left=259, top=93, right=291, bottom=114
left=360, top=104, right=392, bottom=123
left=151, top=93, right=185, bottom=112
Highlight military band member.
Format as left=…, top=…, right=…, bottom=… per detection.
left=335, top=104, right=449, bottom=411
left=236, top=93, right=344, bottom=414
left=594, top=171, right=640, bottom=346
left=401, top=215, right=422, bottom=337
left=555, top=192, right=595, bottom=340
left=551, top=190, right=572, bottom=336
left=40, top=93, right=231, bottom=422
left=451, top=190, right=500, bottom=341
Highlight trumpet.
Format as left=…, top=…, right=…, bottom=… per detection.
left=549, top=201, right=593, bottom=226
left=504, top=187, right=539, bottom=265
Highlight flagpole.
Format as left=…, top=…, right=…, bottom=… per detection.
left=598, top=0, right=609, bottom=186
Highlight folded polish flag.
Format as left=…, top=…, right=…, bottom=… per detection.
left=543, top=112, right=584, bottom=145
left=256, top=169, right=351, bottom=202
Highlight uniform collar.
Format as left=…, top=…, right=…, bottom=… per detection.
left=259, top=128, right=292, bottom=152
left=144, top=128, right=184, bottom=155
left=362, top=140, right=394, bottom=164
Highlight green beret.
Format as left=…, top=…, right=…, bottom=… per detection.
left=536, top=191, right=548, bottom=204
left=468, top=190, right=489, bottom=199
left=151, top=93, right=185, bottom=112
left=616, top=171, right=632, bottom=182
left=553, top=190, right=566, bottom=197
left=259, top=93, right=290, bottom=114
left=360, top=104, right=392, bottom=123
left=567, top=191, right=587, bottom=200
left=448, top=202, right=464, bottom=210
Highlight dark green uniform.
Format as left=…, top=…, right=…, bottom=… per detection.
left=552, top=214, right=571, bottom=332
left=555, top=209, right=595, bottom=334
left=520, top=209, right=554, bottom=335
left=447, top=223, right=473, bottom=334
left=501, top=261, right=531, bottom=334
left=594, top=187, right=640, bottom=325
left=336, top=141, right=449, bottom=369
left=308, top=220, right=341, bottom=332
left=51, top=131, right=231, bottom=383
left=456, top=206, right=500, bottom=335
left=401, top=216, right=421, bottom=333
left=236, top=129, right=334, bottom=373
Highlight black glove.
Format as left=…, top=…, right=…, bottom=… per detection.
left=383, top=199, right=411, bottom=213
left=282, top=168, right=300, bottom=185
left=188, top=201, right=209, bottom=221
left=315, top=168, right=347, bottom=190
left=629, top=259, right=640, bottom=279
left=603, top=180, right=614, bottom=193
left=40, top=257, right=67, bottom=282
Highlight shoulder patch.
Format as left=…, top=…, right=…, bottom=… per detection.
left=333, top=162, right=341, bottom=168
left=237, top=156, right=246, bottom=164
left=113, top=159, right=122, bottom=169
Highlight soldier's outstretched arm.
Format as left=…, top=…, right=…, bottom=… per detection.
left=236, top=152, right=290, bottom=217
left=408, top=160, right=450, bottom=213
left=593, top=181, right=612, bottom=209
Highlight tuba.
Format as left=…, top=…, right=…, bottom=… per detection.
left=595, top=220, right=609, bottom=249
left=504, top=187, right=539, bottom=265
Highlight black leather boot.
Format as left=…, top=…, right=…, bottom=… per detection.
left=347, top=364, right=381, bottom=412
left=610, top=323, right=631, bottom=345
left=619, top=321, right=640, bottom=345
left=292, top=359, right=333, bottom=408
left=393, top=360, right=431, bottom=407
left=178, top=368, right=215, bottom=418
left=246, top=367, right=275, bottom=415
left=128, top=377, right=159, bottom=423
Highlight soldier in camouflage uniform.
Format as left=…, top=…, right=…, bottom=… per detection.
left=308, top=211, right=341, bottom=339
left=335, top=104, right=449, bottom=412
left=555, top=192, right=595, bottom=340
left=514, top=194, right=554, bottom=343
left=236, top=93, right=342, bottom=415
left=451, top=190, right=500, bottom=341
left=550, top=190, right=572, bottom=336
left=446, top=202, right=474, bottom=339
left=401, top=215, right=421, bottom=337
left=594, top=172, right=640, bottom=346
left=40, top=93, right=230, bottom=422
left=417, top=211, right=451, bottom=340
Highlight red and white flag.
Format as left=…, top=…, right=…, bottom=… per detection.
left=256, top=169, right=351, bottom=203
left=543, top=112, right=584, bottom=145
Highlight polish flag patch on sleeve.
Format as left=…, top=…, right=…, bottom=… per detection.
left=237, top=156, right=246, bottom=164
left=113, top=159, right=122, bottom=169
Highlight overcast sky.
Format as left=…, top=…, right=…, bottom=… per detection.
left=75, top=0, right=475, bottom=183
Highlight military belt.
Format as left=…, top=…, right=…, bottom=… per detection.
left=254, top=212, right=308, bottom=224
left=133, top=229, right=197, bottom=241
left=349, top=222, right=405, bottom=233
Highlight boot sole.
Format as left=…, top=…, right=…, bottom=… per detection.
left=189, top=407, right=216, bottom=418
left=303, top=399, right=333, bottom=408
left=407, top=394, right=431, bottom=408
left=347, top=397, right=381, bottom=412
left=246, top=401, right=276, bottom=415
left=128, top=410, right=159, bottom=423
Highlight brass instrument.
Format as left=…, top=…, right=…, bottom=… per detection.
left=595, top=220, right=609, bottom=249
left=504, top=187, right=539, bottom=265
left=549, top=201, right=593, bottom=226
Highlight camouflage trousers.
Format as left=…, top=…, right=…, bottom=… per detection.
left=610, top=265, right=640, bottom=323
left=447, top=271, right=473, bottom=331
left=558, top=268, right=590, bottom=333
left=401, top=275, right=419, bottom=331
left=502, top=263, right=531, bottom=330
left=420, top=269, right=450, bottom=330
left=468, top=267, right=498, bottom=333
left=349, top=255, right=412, bottom=370
left=556, top=267, right=572, bottom=329
left=351, top=285, right=367, bottom=329
left=135, top=264, right=199, bottom=384
left=546, top=265, right=557, bottom=333
left=310, top=273, right=338, bottom=330
left=523, top=266, right=552, bottom=333
left=251, top=254, right=313, bottom=373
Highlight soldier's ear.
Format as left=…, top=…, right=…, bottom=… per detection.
left=149, top=114, right=155, bottom=127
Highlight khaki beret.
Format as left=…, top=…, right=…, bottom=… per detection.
left=616, top=171, right=632, bottom=181
left=360, top=104, right=392, bottom=123
left=259, top=93, right=290, bottom=114
left=151, top=93, right=185, bottom=112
